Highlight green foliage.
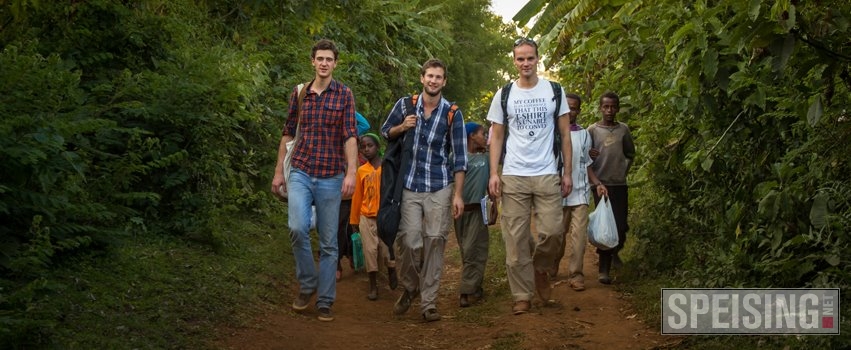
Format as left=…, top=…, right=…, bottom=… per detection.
left=1, top=210, right=292, bottom=348
left=440, top=0, right=516, bottom=119
left=0, top=43, right=132, bottom=266
left=1, top=0, right=513, bottom=345
left=526, top=0, right=850, bottom=345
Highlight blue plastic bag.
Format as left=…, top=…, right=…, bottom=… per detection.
left=588, top=196, right=619, bottom=250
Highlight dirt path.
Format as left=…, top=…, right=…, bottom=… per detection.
left=218, top=233, right=670, bottom=350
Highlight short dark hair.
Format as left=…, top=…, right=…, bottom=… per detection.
left=599, top=91, right=619, bottom=106
left=566, top=93, right=582, bottom=107
left=420, top=58, right=446, bottom=78
left=311, top=39, right=339, bottom=60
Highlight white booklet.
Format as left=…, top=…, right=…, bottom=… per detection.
left=480, top=195, right=489, bottom=225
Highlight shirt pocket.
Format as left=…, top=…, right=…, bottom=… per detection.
left=323, top=101, right=346, bottom=125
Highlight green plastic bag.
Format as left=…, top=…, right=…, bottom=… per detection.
left=351, top=232, right=365, bottom=271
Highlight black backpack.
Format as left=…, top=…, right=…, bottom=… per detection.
left=499, top=80, right=564, bottom=171
left=377, top=96, right=457, bottom=258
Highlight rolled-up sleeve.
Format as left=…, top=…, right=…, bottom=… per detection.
left=380, top=98, right=405, bottom=140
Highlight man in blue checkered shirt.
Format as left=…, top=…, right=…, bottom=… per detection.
left=381, top=58, right=467, bottom=322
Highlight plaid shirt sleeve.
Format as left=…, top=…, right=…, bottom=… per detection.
left=451, top=109, right=468, bottom=173
left=342, top=86, right=357, bottom=141
left=380, top=98, right=406, bottom=140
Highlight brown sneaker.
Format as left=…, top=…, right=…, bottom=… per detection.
left=422, top=308, right=441, bottom=322
left=569, top=278, right=586, bottom=291
left=512, top=300, right=531, bottom=315
left=317, top=307, right=334, bottom=322
left=534, top=270, right=552, bottom=302
left=291, top=292, right=313, bottom=311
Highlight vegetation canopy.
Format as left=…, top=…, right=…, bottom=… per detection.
left=516, top=0, right=850, bottom=346
left=1, top=0, right=848, bottom=347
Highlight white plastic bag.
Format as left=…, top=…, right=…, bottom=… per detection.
left=588, top=196, right=619, bottom=250
left=279, top=83, right=305, bottom=199
left=283, top=138, right=296, bottom=183
left=309, top=205, right=317, bottom=231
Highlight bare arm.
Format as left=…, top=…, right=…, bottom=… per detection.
left=341, top=136, right=358, bottom=198
left=381, top=99, right=416, bottom=141
left=488, top=123, right=505, bottom=199
left=558, top=115, right=573, bottom=197
left=386, top=115, right=416, bottom=140
left=452, top=171, right=466, bottom=219
left=587, top=166, right=607, bottom=197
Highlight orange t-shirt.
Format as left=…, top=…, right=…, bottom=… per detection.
left=350, top=161, right=381, bottom=225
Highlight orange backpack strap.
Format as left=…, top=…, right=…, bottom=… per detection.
left=447, top=104, right=458, bottom=125
left=402, top=94, right=418, bottom=118
left=409, top=94, right=457, bottom=133
left=446, top=103, right=459, bottom=143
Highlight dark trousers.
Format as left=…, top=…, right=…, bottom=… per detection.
left=338, top=199, right=354, bottom=260
left=593, top=185, right=628, bottom=259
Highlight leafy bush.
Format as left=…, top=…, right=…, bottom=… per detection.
left=1, top=0, right=514, bottom=345
left=522, top=0, right=850, bottom=345
left=0, top=44, right=132, bottom=269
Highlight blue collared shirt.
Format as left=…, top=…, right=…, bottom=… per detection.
left=381, top=96, right=467, bottom=193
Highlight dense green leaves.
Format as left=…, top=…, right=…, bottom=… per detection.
left=1, top=0, right=512, bottom=346
left=523, top=0, right=850, bottom=345
left=807, top=94, right=823, bottom=126
left=5, top=0, right=848, bottom=346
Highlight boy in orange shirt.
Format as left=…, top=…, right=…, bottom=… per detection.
left=350, top=133, right=398, bottom=300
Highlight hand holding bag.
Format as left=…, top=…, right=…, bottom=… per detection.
left=588, top=195, right=619, bottom=250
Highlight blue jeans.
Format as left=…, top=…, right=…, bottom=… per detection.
left=287, top=169, right=343, bottom=309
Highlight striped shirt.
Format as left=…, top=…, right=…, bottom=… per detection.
left=283, top=79, right=357, bottom=178
left=381, top=96, right=467, bottom=193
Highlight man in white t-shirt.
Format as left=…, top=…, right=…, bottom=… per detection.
left=486, top=38, right=573, bottom=315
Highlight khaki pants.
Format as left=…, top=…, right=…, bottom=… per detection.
left=556, top=205, right=589, bottom=280
left=359, top=216, right=395, bottom=273
left=500, top=174, right=563, bottom=302
left=395, top=186, right=453, bottom=313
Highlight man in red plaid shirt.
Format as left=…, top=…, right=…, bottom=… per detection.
left=271, top=39, right=358, bottom=322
